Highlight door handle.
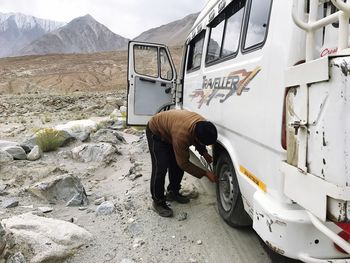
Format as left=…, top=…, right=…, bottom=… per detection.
left=140, top=77, right=156, bottom=83
left=160, top=83, right=166, bottom=87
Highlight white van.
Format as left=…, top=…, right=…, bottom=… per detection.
left=127, top=0, right=350, bottom=261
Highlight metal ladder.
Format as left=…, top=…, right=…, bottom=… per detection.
left=292, top=0, right=350, bottom=61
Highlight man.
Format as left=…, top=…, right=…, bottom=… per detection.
left=146, top=109, right=218, bottom=217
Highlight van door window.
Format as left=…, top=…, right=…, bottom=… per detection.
left=134, top=45, right=158, bottom=78
left=206, top=0, right=246, bottom=65
left=160, top=48, right=173, bottom=80
left=187, top=30, right=205, bottom=72
left=243, top=0, right=272, bottom=51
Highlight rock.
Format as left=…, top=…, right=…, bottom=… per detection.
left=177, top=212, right=188, bottom=221
left=2, top=198, right=19, bottom=208
left=0, top=140, right=17, bottom=149
left=37, top=207, right=53, bottom=213
left=2, top=146, right=26, bottom=160
left=96, top=201, right=115, bottom=215
left=110, top=109, right=122, bottom=119
left=130, top=174, right=142, bottom=181
left=0, top=184, right=8, bottom=196
left=196, top=240, right=203, bottom=245
left=1, top=213, right=92, bottom=263
left=71, top=143, right=119, bottom=163
left=56, top=119, right=97, bottom=141
left=180, top=182, right=199, bottom=199
left=120, top=105, right=127, bottom=114
left=0, top=150, right=13, bottom=164
left=133, top=238, right=145, bottom=248
left=123, top=128, right=143, bottom=136
left=94, top=197, right=106, bottom=206
left=58, top=130, right=76, bottom=147
left=6, top=252, right=26, bottom=263
left=0, top=223, right=6, bottom=256
left=28, top=175, right=88, bottom=206
left=27, top=146, right=41, bottom=161
left=20, top=136, right=37, bottom=153
left=91, top=129, right=126, bottom=145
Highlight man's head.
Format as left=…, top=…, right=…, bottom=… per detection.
left=195, top=121, right=217, bottom=145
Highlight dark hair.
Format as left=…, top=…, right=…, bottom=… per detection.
left=194, top=121, right=217, bottom=145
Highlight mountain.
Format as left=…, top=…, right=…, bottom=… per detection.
left=19, top=14, right=129, bottom=56
left=134, top=13, right=198, bottom=46
left=0, top=12, right=65, bottom=57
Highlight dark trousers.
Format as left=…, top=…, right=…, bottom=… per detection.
left=146, top=125, right=184, bottom=202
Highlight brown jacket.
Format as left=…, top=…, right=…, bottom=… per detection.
left=148, top=109, right=208, bottom=178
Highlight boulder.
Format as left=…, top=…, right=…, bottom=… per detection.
left=27, top=146, right=41, bottom=161
left=91, top=129, right=126, bottom=145
left=0, top=140, right=17, bottom=149
left=55, top=119, right=97, bottom=142
left=20, top=137, right=37, bottom=153
left=28, top=175, right=88, bottom=206
left=1, top=213, right=92, bottom=263
left=0, top=150, right=13, bottom=164
left=2, top=146, right=26, bottom=160
left=71, top=143, right=119, bottom=163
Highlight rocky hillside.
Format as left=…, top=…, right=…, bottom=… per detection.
left=19, top=14, right=129, bottom=56
left=134, top=13, right=198, bottom=46
left=0, top=12, right=65, bottom=57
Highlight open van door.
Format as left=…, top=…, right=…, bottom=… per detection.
left=127, top=42, right=177, bottom=126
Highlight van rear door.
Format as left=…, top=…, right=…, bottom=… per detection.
left=127, top=42, right=177, bottom=126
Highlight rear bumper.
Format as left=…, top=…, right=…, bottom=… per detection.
left=253, top=190, right=350, bottom=262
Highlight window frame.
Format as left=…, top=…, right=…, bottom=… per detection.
left=205, top=0, right=246, bottom=67
left=241, top=0, right=273, bottom=54
left=186, top=30, right=206, bottom=73
left=133, top=44, right=159, bottom=78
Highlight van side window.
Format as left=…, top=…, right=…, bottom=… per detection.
left=243, top=0, right=272, bottom=51
left=187, top=31, right=205, bottom=72
left=206, top=0, right=246, bottom=64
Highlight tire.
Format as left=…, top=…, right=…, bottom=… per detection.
left=216, top=152, right=252, bottom=227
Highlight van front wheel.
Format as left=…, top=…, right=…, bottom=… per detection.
left=216, top=152, right=252, bottom=227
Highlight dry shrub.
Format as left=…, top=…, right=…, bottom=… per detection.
left=36, top=128, right=65, bottom=152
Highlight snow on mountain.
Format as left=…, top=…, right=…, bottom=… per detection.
left=19, top=14, right=129, bottom=56
left=0, top=12, right=66, bottom=57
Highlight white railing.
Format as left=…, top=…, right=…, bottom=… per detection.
left=292, top=0, right=350, bottom=61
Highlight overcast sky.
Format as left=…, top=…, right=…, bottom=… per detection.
left=0, top=0, right=207, bottom=39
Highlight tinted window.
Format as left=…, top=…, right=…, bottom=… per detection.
left=187, top=31, right=205, bottom=71
left=244, top=0, right=271, bottom=50
left=206, top=0, right=246, bottom=64
left=134, top=45, right=158, bottom=77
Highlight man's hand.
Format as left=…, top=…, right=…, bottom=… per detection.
left=206, top=171, right=218, bottom=183
left=203, top=152, right=213, bottom=164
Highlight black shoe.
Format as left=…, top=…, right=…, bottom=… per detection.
left=152, top=200, right=173, bottom=217
left=166, top=190, right=190, bottom=204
